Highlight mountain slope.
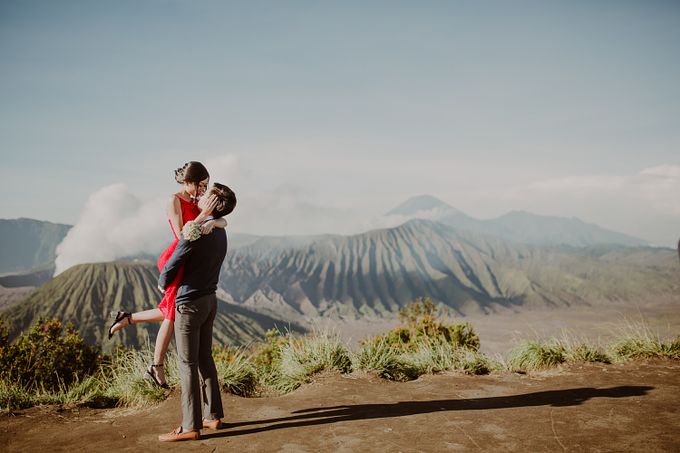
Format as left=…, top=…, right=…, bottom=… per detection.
left=1, top=261, right=300, bottom=352
left=221, top=220, right=678, bottom=319
left=0, top=265, right=55, bottom=312
left=490, top=211, right=647, bottom=247
left=0, top=218, right=71, bottom=274
left=0, top=264, right=55, bottom=288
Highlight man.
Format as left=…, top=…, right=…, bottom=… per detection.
left=157, top=182, right=237, bottom=442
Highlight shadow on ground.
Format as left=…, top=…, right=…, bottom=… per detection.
left=203, top=385, right=653, bottom=439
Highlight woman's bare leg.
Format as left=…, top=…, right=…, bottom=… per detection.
left=151, top=318, right=174, bottom=385
left=109, top=308, right=164, bottom=336
left=131, top=308, right=165, bottom=323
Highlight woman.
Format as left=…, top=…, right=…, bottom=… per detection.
left=108, top=161, right=227, bottom=387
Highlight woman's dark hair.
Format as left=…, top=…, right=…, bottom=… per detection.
left=210, top=183, right=237, bottom=218
left=174, top=161, right=209, bottom=184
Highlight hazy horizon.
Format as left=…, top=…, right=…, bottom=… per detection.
left=2, top=190, right=669, bottom=242
left=2, top=1, right=679, bottom=248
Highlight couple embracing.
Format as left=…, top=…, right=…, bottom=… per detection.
left=108, top=161, right=236, bottom=441
left=157, top=178, right=236, bottom=441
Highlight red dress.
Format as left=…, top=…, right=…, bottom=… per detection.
left=157, top=196, right=201, bottom=321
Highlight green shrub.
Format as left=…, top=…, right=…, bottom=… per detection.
left=358, top=336, right=492, bottom=380
left=249, top=328, right=286, bottom=377
left=399, top=297, right=439, bottom=326
left=0, top=320, right=8, bottom=348
left=0, top=318, right=99, bottom=392
left=358, top=299, right=487, bottom=380
left=444, top=323, right=481, bottom=351
left=382, top=327, right=413, bottom=348
left=382, top=298, right=480, bottom=351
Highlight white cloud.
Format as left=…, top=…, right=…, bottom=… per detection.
left=54, top=184, right=170, bottom=275
left=633, top=164, right=680, bottom=215
left=54, top=157, right=680, bottom=272
left=526, top=175, right=625, bottom=192
left=520, top=165, right=680, bottom=216
left=639, top=164, right=680, bottom=179
left=228, top=182, right=358, bottom=236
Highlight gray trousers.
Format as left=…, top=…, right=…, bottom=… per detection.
left=175, top=293, right=224, bottom=431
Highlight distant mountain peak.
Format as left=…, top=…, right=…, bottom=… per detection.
left=386, top=195, right=455, bottom=216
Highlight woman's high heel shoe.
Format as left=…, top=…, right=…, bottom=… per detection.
left=108, top=311, right=131, bottom=339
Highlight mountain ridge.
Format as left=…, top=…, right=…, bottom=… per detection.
left=383, top=195, right=648, bottom=247
left=220, top=219, right=677, bottom=320
left=0, top=218, right=71, bottom=275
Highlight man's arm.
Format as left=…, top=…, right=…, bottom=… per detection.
left=158, top=238, right=193, bottom=290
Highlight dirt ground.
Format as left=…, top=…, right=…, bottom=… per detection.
left=2, top=360, right=678, bottom=452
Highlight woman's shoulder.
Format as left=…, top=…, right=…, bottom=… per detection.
left=167, top=193, right=185, bottom=213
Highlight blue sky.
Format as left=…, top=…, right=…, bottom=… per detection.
left=1, top=1, right=679, bottom=245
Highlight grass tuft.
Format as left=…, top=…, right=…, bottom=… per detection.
left=564, top=343, right=611, bottom=364
left=662, top=336, right=680, bottom=359
left=554, top=332, right=612, bottom=364
left=354, top=337, right=422, bottom=381
left=609, top=319, right=679, bottom=361
left=100, top=347, right=172, bottom=407
left=214, top=347, right=258, bottom=397
left=274, top=330, right=353, bottom=392
left=0, top=380, right=35, bottom=411
left=2, top=312, right=678, bottom=411
left=507, top=341, right=566, bottom=372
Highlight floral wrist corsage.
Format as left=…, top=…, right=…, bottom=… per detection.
left=182, top=221, right=202, bottom=242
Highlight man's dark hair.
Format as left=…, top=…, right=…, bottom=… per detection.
left=210, top=183, right=236, bottom=218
